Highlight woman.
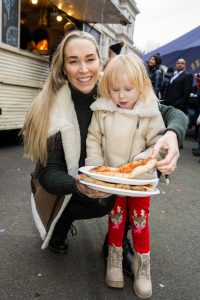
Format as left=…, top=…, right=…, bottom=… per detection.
left=22, top=31, right=188, bottom=271
left=147, top=55, right=163, bottom=98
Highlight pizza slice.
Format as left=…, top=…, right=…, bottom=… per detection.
left=90, top=157, right=157, bottom=179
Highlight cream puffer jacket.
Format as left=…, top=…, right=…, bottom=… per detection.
left=86, top=97, right=166, bottom=167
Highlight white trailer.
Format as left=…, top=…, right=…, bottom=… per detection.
left=0, top=43, right=48, bottom=130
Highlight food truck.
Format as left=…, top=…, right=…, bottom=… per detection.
left=0, top=0, right=138, bottom=131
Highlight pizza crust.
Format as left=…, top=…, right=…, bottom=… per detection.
left=80, top=174, right=155, bottom=192
left=90, top=157, right=157, bottom=179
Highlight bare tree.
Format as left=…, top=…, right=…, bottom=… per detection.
left=143, top=41, right=161, bottom=54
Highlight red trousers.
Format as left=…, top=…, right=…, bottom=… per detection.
left=108, top=196, right=150, bottom=254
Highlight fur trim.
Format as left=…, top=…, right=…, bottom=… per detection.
left=41, top=194, right=71, bottom=249
left=61, top=127, right=80, bottom=177
left=90, top=98, right=116, bottom=112
left=90, top=97, right=160, bottom=117
left=31, top=192, right=71, bottom=249
left=47, top=81, right=80, bottom=176
left=48, top=82, right=76, bottom=136
left=31, top=194, right=46, bottom=240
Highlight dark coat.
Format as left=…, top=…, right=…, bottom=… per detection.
left=148, top=67, right=163, bottom=98
left=164, top=71, right=193, bottom=111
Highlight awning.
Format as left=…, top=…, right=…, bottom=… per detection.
left=50, top=0, right=130, bottom=25
left=142, top=26, right=200, bottom=74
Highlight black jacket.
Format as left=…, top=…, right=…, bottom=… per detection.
left=164, top=71, right=193, bottom=111
left=148, top=67, right=163, bottom=98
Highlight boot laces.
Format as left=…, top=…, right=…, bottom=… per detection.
left=138, top=256, right=150, bottom=278
left=110, top=246, right=122, bottom=268
left=69, top=224, right=77, bottom=237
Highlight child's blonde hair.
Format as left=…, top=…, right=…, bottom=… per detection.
left=99, top=53, right=157, bottom=104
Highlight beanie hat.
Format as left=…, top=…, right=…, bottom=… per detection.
left=63, top=21, right=77, bottom=33
left=109, top=41, right=124, bottom=55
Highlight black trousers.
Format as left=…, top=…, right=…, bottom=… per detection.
left=53, top=194, right=116, bottom=238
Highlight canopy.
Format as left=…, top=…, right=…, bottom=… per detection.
left=51, top=0, right=130, bottom=24
left=142, top=26, right=200, bottom=74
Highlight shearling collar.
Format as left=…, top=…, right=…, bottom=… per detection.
left=48, top=82, right=76, bottom=137
left=47, top=81, right=81, bottom=177
left=90, top=97, right=160, bottom=117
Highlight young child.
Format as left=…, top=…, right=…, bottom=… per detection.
left=86, top=53, right=166, bottom=299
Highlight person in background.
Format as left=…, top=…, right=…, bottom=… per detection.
left=191, top=73, right=200, bottom=157
left=156, top=52, right=168, bottom=78
left=103, top=41, right=125, bottom=70
left=160, top=67, right=174, bottom=100
left=147, top=55, right=163, bottom=98
left=21, top=30, right=188, bottom=281
left=86, top=53, right=166, bottom=299
left=186, top=73, right=200, bottom=134
left=163, top=58, right=193, bottom=113
left=109, top=41, right=125, bottom=59
left=20, top=12, right=35, bottom=51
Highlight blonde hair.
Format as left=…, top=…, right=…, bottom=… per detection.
left=99, top=53, right=157, bottom=104
left=21, top=30, right=100, bottom=165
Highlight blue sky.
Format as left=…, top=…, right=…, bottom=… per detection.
left=134, top=0, right=200, bottom=53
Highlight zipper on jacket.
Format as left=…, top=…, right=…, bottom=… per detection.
left=136, top=119, right=140, bottom=129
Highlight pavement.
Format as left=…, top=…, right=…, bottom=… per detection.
left=0, top=131, right=200, bottom=300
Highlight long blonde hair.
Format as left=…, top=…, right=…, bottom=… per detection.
left=22, top=31, right=100, bottom=165
left=99, top=53, right=157, bottom=104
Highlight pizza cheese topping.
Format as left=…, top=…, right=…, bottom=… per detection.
left=91, top=157, right=156, bottom=175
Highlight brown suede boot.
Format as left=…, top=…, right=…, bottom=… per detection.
left=132, top=252, right=152, bottom=299
left=105, top=245, right=124, bottom=288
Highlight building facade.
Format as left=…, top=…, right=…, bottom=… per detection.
left=91, top=0, right=141, bottom=60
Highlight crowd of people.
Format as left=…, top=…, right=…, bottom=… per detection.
left=21, top=29, right=196, bottom=299
left=146, top=53, right=200, bottom=162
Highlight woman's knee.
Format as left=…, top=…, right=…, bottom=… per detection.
left=95, top=197, right=116, bottom=217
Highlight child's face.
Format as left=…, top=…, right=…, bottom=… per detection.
left=109, top=71, right=139, bottom=109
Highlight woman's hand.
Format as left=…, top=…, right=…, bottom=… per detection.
left=75, top=175, right=112, bottom=198
left=153, top=131, right=180, bottom=174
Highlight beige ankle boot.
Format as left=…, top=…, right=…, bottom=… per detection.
left=105, top=245, right=124, bottom=288
left=132, top=252, right=152, bottom=299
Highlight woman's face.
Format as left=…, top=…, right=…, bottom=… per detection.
left=63, top=38, right=101, bottom=94
left=148, top=56, right=156, bottom=66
